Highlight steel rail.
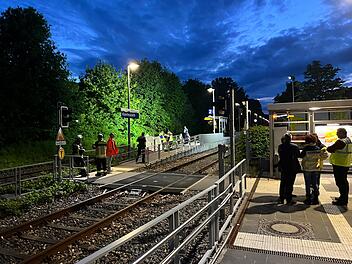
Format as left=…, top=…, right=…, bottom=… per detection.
left=21, top=174, right=194, bottom=264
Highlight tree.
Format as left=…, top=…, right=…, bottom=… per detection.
left=134, top=60, right=192, bottom=135
left=298, top=61, right=346, bottom=101
left=274, top=80, right=302, bottom=103
left=275, top=61, right=350, bottom=103
left=78, top=62, right=126, bottom=144
left=182, top=79, right=211, bottom=134
left=0, top=7, right=70, bottom=145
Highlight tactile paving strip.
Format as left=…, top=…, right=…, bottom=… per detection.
left=233, top=232, right=352, bottom=262
left=232, top=177, right=352, bottom=262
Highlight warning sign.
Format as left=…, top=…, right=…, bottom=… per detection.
left=56, top=127, right=66, bottom=146
left=58, top=147, right=65, bottom=160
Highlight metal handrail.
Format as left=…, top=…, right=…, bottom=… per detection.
left=77, top=158, right=247, bottom=264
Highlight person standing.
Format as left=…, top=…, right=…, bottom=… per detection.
left=92, top=133, right=107, bottom=176
left=327, top=128, right=352, bottom=206
left=300, top=134, right=328, bottom=205
left=183, top=126, right=190, bottom=144
left=72, top=135, right=87, bottom=177
left=136, top=132, right=146, bottom=163
left=277, top=134, right=301, bottom=205
left=311, top=132, right=326, bottom=187
left=106, top=133, right=119, bottom=174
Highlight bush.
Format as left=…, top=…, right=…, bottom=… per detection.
left=237, top=125, right=269, bottom=160
left=0, top=180, right=87, bottom=217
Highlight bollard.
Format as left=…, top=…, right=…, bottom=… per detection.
left=158, top=144, right=161, bottom=160
left=146, top=147, right=150, bottom=164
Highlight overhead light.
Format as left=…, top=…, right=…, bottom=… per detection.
left=309, top=107, right=321, bottom=111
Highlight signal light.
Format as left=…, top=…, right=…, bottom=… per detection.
left=60, top=106, right=72, bottom=128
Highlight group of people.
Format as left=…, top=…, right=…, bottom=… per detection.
left=71, top=127, right=191, bottom=176
left=278, top=128, right=351, bottom=206
left=72, top=133, right=119, bottom=177
left=159, top=126, right=190, bottom=151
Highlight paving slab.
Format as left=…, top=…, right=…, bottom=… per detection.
left=220, top=173, right=352, bottom=264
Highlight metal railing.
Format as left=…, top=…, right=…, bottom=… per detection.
left=145, top=136, right=229, bottom=167
left=0, top=161, right=54, bottom=197
left=76, top=158, right=247, bottom=264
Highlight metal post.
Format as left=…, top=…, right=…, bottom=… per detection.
left=245, top=101, right=249, bottom=130
left=58, top=147, right=62, bottom=182
left=127, top=66, right=131, bottom=158
left=230, top=87, right=235, bottom=168
left=146, top=147, right=149, bottom=164
left=208, top=190, right=215, bottom=249
left=218, top=144, right=225, bottom=220
left=269, top=112, right=274, bottom=177
left=158, top=144, right=161, bottom=160
left=212, top=90, right=216, bottom=133
left=168, top=212, right=180, bottom=264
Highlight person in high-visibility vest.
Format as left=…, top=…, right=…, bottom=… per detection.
left=92, top=133, right=107, bottom=176
left=327, top=128, right=352, bottom=206
left=165, top=129, right=173, bottom=151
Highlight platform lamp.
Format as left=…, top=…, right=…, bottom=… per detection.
left=127, top=62, right=139, bottom=157
left=288, top=75, right=295, bottom=102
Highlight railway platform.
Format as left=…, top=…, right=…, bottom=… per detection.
left=221, top=173, right=352, bottom=264
left=73, top=142, right=217, bottom=193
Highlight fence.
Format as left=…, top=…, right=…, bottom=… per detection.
left=0, top=161, right=54, bottom=197
left=77, top=149, right=247, bottom=264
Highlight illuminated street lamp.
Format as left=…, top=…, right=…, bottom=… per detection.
left=242, top=101, right=249, bottom=130
left=127, top=62, right=139, bottom=156
left=207, top=87, right=216, bottom=133
left=235, top=103, right=241, bottom=131
left=288, top=75, right=295, bottom=102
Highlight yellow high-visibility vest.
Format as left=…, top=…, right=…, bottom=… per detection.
left=330, top=138, right=352, bottom=167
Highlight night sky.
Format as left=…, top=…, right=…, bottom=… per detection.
left=1, top=0, right=352, bottom=110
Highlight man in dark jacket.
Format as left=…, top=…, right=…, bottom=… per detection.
left=136, top=132, right=146, bottom=163
left=278, top=134, right=301, bottom=205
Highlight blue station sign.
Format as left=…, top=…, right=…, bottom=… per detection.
left=121, top=108, right=139, bottom=119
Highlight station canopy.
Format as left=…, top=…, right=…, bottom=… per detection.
left=267, top=99, right=352, bottom=177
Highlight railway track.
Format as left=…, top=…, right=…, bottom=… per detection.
left=0, top=149, right=219, bottom=264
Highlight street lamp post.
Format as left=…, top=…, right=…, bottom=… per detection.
left=127, top=62, right=139, bottom=157
left=235, top=103, right=241, bottom=131
left=288, top=75, right=295, bottom=102
left=207, top=87, right=216, bottom=133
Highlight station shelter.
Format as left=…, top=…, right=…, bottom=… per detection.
left=268, top=99, right=352, bottom=177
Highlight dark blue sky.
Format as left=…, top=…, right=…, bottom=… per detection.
left=1, top=0, right=352, bottom=110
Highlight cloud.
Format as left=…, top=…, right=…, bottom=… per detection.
left=1, top=0, right=352, bottom=112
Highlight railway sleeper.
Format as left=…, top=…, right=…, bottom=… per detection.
left=20, top=234, right=59, bottom=244
left=47, top=223, right=83, bottom=232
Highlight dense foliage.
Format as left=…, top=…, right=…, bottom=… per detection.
left=275, top=60, right=352, bottom=103
left=0, top=7, right=269, bottom=168
left=0, top=7, right=70, bottom=146
left=0, top=179, right=87, bottom=217
left=237, top=126, right=270, bottom=160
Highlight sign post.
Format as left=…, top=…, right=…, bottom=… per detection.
left=120, top=108, right=139, bottom=158
left=55, top=127, right=66, bottom=181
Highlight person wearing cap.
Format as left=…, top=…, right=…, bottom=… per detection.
left=106, top=133, right=119, bottom=173
left=92, top=133, right=107, bottom=176
left=72, top=135, right=87, bottom=177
